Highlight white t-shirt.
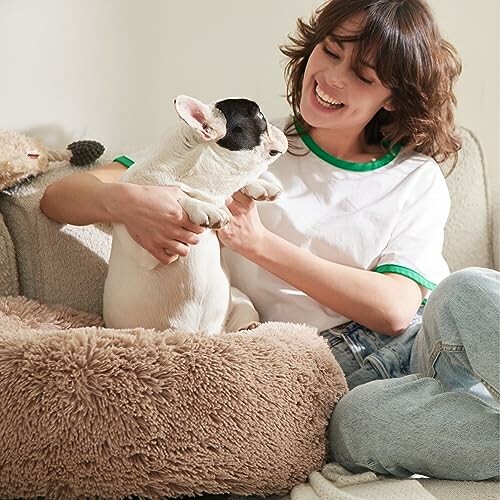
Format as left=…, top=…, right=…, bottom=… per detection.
left=223, top=119, right=450, bottom=331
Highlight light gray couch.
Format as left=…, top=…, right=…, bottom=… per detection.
left=0, top=128, right=498, bottom=500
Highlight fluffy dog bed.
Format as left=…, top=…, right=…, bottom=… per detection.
left=0, top=296, right=348, bottom=499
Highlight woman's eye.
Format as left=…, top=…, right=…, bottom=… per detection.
left=322, top=46, right=340, bottom=60
left=357, top=74, right=374, bottom=85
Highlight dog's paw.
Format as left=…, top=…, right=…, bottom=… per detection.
left=241, top=179, right=282, bottom=201
left=182, top=199, right=230, bottom=229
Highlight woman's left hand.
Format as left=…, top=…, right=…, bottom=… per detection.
left=217, top=191, right=268, bottom=258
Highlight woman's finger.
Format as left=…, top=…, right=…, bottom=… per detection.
left=179, top=210, right=206, bottom=233
left=147, top=246, right=178, bottom=265
left=226, top=194, right=255, bottom=216
left=161, top=240, right=190, bottom=258
left=225, top=197, right=238, bottom=215
left=232, top=191, right=254, bottom=206
left=171, top=229, right=200, bottom=246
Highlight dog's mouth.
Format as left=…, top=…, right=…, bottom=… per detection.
left=269, top=149, right=284, bottom=157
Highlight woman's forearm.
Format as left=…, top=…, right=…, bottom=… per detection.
left=40, top=173, right=125, bottom=225
left=245, top=230, right=423, bottom=335
left=40, top=166, right=204, bottom=263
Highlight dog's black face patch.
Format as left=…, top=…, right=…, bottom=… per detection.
left=215, top=99, right=267, bottom=151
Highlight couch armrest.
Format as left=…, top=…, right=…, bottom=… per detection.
left=0, top=162, right=112, bottom=314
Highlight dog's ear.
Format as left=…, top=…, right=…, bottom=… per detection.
left=174, top=95, right=226, bottom=141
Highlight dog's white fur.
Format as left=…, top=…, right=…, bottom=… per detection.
left=103, top=95, right=287, bottom=334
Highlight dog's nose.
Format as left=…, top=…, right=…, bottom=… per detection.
left=269, top=149, right=282, bottom=156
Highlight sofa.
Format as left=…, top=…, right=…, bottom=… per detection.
left=0, top=127, right=498, bottom=499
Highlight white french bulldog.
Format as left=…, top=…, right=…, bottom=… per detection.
left=103, top=95, right=288, bottom=334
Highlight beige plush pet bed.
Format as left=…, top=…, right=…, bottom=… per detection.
left=0, top=295, right=348, bottom=499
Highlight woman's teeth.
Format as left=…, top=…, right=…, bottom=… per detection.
left=314, top=85, right=345, bottom=109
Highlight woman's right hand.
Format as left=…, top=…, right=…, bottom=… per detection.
left=109, top=183, right=205, bottom=265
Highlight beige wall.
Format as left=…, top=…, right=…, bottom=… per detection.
left=427, top=0, right=499, bottom=205
left=1, top=0, right=498, bottom=196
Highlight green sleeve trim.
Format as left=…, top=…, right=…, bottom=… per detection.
left=113, top=155, right=135, bottom=168
left=374, top=264, right=436, bottom=290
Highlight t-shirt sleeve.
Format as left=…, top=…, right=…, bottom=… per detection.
left=113, top=155, right=135, bottom=168
left=374, top=161, right=451, bottom=293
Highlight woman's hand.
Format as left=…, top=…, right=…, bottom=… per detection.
left=217, top=191, right=269, bottom=258
left=110, top=183, right=205, bottom=265
left=40, top=165, right=205, bottom=265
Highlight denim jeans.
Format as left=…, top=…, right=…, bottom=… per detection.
left=319, top=306, right=424, bottom=390
left=327, top=268, right=500, bottom=480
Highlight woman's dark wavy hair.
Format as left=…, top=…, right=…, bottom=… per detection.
left=280, top=0, right=462, bottom=170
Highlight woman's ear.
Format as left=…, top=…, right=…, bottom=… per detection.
left=383, top=98, right=395, bottom=112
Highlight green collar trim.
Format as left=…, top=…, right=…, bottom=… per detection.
left=295, top=122, right=401, bottom=172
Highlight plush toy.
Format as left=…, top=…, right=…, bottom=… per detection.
left=0, top=130, right=105, bottom=190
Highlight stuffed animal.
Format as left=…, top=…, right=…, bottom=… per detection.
left=0, top=130, right=105, bottom=190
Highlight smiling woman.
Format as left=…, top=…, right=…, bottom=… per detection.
left=283, top=1, right=462, bottom=164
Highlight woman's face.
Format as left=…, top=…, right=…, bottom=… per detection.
left=300, top=15, right=394, bottom=133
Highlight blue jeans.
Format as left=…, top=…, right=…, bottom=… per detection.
left=326, top=268, right=500, bottom=480
left=319, top=306, right=424, bottom=390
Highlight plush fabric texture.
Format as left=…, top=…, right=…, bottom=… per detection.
left=0, top=130, right=49, bottom=190
left=417, top=478, right=500, bottom=500
left=286, top=462, right=436, bottom=500
left=441, top=128, right=495, bottom=271
left=0, top=295, right=348, bottom=499
left=0, top=160, right=112, bottom=314
left=0, top=213, right=18, bottom=297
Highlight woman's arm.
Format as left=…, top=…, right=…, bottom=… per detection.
left=40, top=163, right=128, bottom=225
left=218, top=192, right=424, bottom=336
left=40, top=162, right=205, bottom=264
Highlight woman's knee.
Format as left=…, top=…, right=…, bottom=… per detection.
left=424, top=267, right=500, bottom=328
left=328, top=377, right=417, bottom=475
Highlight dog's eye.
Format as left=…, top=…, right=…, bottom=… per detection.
left=233, top=126, right=243, bottom=134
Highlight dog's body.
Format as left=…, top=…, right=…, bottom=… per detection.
left=103, top=96, right=287, bottom=334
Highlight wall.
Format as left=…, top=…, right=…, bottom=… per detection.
left=1, top=0, right=498, bottom=198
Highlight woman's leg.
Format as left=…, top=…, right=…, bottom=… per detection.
left=410, top=267, right=499, bottom=402
left=329, top=268, right=500, bottom=480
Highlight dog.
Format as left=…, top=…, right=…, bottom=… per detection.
left=103, top=95, right=287, bottom=334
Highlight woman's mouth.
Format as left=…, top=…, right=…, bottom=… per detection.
left=314, top=83, right=345, bottom=110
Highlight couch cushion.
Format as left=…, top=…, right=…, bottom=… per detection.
left=442, top=127, right=494, bottom=271
left=0, top=212, right=19, bottom=296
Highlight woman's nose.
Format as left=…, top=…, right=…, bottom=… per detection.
left=325, top=63, right=348, bottom=89
left=325, top=72, right=346, bottom=90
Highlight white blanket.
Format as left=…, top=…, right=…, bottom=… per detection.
left=283, top=463, right=436, bottom=500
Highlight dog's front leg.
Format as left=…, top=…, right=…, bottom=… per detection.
left=240, top=178, right=282, bottom=201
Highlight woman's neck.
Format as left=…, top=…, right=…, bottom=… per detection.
left=309, top=127, right=382, bottom=163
